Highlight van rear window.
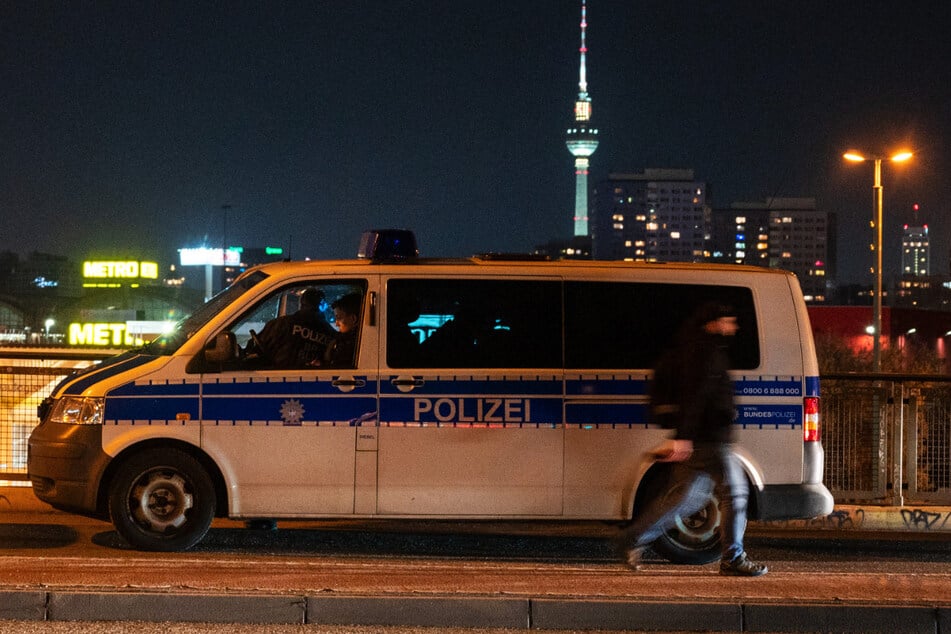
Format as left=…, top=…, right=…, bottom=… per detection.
left=386, top=279, right=759, bottom=370
left=564, top=282, right=760, bottom=370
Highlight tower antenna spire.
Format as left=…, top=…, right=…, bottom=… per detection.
left=566, top=0, right=599, bottom=239
left=578, top=0, right=589, bottom=96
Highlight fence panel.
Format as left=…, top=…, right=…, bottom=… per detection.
left=907, top=382, right=951, bottom=503
left=821, top=380, right=890, bottom=501
left=823, top=374, right=951, bottom=505
left=1, top=353, right=102, bottom=480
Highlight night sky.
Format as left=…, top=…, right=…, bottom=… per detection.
left=2, top=1, right=949, bottom=284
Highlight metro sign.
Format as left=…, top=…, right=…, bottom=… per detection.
left=83, top=261, right=159, bottom=279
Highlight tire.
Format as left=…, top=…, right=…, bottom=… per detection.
left=637, top=469, right=722, bottom=565
left=108, top=448, right=216, bottom=552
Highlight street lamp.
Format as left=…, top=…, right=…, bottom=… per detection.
left=843, top=149, right=913, bottom=372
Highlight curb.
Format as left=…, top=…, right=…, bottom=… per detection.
left=750, top=503, right=951, bottom=533
left=5, top=485, right=951, bottom=533
left=1, top=590, right=949, bottom=632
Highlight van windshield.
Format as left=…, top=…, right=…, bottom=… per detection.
left=139, top=270, right=269, bottom=355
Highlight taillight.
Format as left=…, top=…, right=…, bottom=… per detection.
left=803, top=397, right=820, bottom=442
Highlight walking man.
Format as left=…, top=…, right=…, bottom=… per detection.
left=618, top=301, right=768, bottom=576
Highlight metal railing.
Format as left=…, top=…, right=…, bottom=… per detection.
left=822, top=373, right=951, bottom=505
left=3, top=351, right=951, bottom=505
left=1, top=349, right=110, bottom=480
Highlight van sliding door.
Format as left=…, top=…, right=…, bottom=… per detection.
left=376, top=277, right=564, bottom=516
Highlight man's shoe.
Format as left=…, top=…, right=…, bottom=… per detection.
left=720, top=553, right=768, bottom=577
left=621, top=546, right=644, bottom=570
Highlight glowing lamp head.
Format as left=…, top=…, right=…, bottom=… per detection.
left=843, top=150, right=913, bottom=163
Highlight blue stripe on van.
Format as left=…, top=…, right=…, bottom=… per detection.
left=566, top=402, right=649, bottom=426
left=109, top=380, right=200, bottom=397
left=566, top=376, right=648, bottom=396
left=805, top=376, right=820, bottom=398
left=734, top=377, right=802, bottom=397
left=61, top=353, right=158, bottom=396
left=104, top=396, right=199, bottom=423
left=736, top=404, right=801, bottom=428
left=202, top=394, right=377, bottom=426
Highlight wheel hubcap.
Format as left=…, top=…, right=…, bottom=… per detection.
left=131, top=471, right=193, bottom=532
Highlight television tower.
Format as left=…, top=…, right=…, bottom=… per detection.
left=566, top=0, right=599, bottom=237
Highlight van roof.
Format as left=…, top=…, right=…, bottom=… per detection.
left=234, top=256, right=798, bottom=282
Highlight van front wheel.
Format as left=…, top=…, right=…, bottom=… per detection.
left=108, top=448, right=215, bottom=552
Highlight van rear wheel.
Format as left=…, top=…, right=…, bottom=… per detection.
left=108, top=448, right=215, bottom=552
left=637, top=469, right=722, bottom=565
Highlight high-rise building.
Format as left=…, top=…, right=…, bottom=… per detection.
left=902, top=224, right=929, bottom=276
left=710, top=204, right=771, bottom=267
left=565, top=0, right=598, bottom=238
left=712, top=198, right=835, bottom=302
left=591, top=169, right=708, bottom=262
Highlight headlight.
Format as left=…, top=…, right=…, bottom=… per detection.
left=48, top=397, right=104, bottom=425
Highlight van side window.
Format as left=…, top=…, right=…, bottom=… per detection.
left=224, top=281, right=366, bottom=370
left=386, top=279, right=561, bottom=368
left=565, top=282, right=760, bottom=369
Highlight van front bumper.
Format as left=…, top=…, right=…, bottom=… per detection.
left=27, top=422, right=110, bottom=516
left=753, top=482, right=835, bottom=521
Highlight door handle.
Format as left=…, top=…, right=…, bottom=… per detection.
left=332, top=378, right=367, bottom=390
left=391, top=376, right=425, bottom=393
left=391, top=378, right=425, bottom=388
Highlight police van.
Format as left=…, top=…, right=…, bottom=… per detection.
left=28, top=230, right=833, bottom=559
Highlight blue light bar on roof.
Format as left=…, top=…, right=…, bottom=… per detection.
left=358, top=230, right=419, bottom=263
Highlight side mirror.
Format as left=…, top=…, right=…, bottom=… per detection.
left=205, top=332, right=238, bottom=363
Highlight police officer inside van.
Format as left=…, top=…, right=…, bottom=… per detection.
left=248, top=287, right=336, bottom=368
left=324, top=292, right=362, bottom=368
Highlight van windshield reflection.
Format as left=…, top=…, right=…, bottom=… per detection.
left=139, top=271, right=269, bottom=355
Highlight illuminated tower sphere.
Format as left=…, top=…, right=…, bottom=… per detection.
left=566, top=0, right=599, bottom=237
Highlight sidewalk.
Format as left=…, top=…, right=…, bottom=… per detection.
left=3, top=485, right=951, bottom=632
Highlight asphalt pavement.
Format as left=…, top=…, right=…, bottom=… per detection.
left=2, top=485, right=950, bottom=633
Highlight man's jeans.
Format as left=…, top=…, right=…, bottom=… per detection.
left=621, top=443, right=749, bottom=562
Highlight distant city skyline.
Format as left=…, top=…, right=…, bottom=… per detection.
left=2, top=2, right=948, bottom=283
